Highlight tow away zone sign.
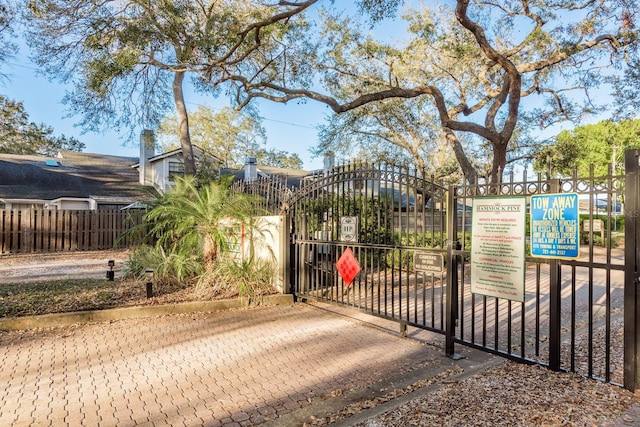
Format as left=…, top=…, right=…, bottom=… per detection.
left=530, top=193, right=579, bottom=259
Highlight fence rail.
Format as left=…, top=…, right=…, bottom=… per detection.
left=230, top=156, right=639, bottom=390
left=0, top=209, right=146, bottom=255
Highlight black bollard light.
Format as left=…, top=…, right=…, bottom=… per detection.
left=145, top=269, right=154, bottom=298
left=106, top=260, right=115, bottom=281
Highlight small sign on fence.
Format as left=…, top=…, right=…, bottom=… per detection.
left=336, top=248, right=360, bottom=286
left=414, top=252, right=443, bottom=273
left=340, top=216, right=358, bottom=243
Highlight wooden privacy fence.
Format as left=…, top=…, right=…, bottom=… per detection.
left=0, top=209, right=147, bottom=254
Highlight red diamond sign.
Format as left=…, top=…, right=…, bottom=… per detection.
left=336, top=248, right=360, bottom=286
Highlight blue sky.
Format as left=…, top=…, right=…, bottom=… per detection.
left=0, top=3, right=411, bottom=172
left=2, top=56, right=333, bottom=171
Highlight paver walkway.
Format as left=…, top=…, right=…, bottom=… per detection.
left=0, top=303, right=488, bottom=426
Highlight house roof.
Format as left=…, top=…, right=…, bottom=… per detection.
left=221, top=164, right=313, bottom=189
left=0, top=151, right=157, bottom=202
left=131, top=145, right=223, bottom=168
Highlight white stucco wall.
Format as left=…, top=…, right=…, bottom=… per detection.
left=222, top=216, right=287, bottom=294
left=246, top=216, right=286, bottom=293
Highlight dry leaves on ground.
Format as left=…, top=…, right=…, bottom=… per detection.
left=360, top=361, right=637, bottom=427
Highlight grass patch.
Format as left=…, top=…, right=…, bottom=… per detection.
left=0, top=274, right=278, bottom=319
left=0, top=278, right=191, bottom=318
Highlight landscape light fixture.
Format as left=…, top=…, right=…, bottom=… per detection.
left=106, top=260, right=115, bottom=281
left=145, top=269, right=154, bottom=298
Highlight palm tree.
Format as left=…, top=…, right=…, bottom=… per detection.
left=144, top=176, right=256, bottom=268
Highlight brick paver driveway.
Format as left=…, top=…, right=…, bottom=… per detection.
left=0, top=304, right=448, bottom=426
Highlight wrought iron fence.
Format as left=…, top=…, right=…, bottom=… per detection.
left=231, top=153, right=639, bottom=390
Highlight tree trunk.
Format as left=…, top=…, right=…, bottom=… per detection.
left=203, top=234, right=217, bottom=270
left=490, top=141, right=508, bottom=184
left=445, top=128, right=477, bottom=184
left=173, top=71, right=197, bottom=175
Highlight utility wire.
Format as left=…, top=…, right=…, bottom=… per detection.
left=6, top=61, right=39, bottom=71
left=6, top=61, right=320, bottom=131
left=185, top=101, right=319, bottom=130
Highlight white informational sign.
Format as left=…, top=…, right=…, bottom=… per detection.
left=340, top=216, right=358, bottom=243
left=470, top=197, right=526, bottom=302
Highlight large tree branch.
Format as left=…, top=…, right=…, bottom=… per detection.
left=455, top=0, right=521, bottom=146
left=517, top=34, right=630, bottom=73
left=235, top=75, right=437, bottom=113
left=212, top=0, right=318, bottom=67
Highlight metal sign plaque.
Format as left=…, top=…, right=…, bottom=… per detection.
left=414, top=252, right=443, bottom=273
left=340, top=216, right=358, bottom=243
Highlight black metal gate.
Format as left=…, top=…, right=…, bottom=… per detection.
left=447, top=168, right=628, bottom=387
left=289, top=163, right=450, bottom=335
left=232, top=151, right=640, bottom=390
left=624, top=149, right=640, bottom=390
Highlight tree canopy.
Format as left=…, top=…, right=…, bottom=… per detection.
left=0, top=95, right=85, bottom=156
left=0, top=0, right=16, bottom=78
left=157, top=106, right=266, bottom=168
left=316, top=96, right=464, bottom=180
left=254, top=148, right=303, bottom=169
left=17, top=0, right=640, bottom=180
left=157, top=106, right=303, bottom=169
left=221, top=0, right=638, bottom=183
left=24, top=0, right=315, bottom=175
left=534, top=119, right=640, bottom=177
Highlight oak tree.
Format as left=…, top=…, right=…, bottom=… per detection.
left=225, top=0, right=638, bottom=183
left=0, top=95, right=85, bottom=156
left=24, top=0, right=315, bottom=175
left=157, top=106, right=266, bottom=168
left=534, top=119, right=640, bottom=177
left=158, top=105, right=303, bottom=169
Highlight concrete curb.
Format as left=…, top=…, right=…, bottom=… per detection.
left=0, top=294, right=294, bottom=331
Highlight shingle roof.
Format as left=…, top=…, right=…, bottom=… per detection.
left=221, top=165, right=313, bottom=189
left=0, top=151, right=156, bottom=201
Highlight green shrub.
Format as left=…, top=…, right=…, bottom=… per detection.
left=578, top=232, right=624, bottom=247
left=122, top=245, right=203, bottom=286
left=199, top=257, right=277, bottom=298
left=385, top=248, right=413, bottom=270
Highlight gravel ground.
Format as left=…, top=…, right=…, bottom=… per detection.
left=0, top=249, right=130, bottom=283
